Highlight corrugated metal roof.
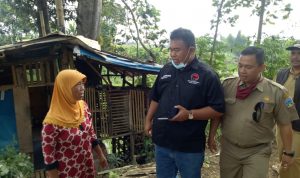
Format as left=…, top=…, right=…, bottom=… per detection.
left=0, top=33, right=162, bottom=74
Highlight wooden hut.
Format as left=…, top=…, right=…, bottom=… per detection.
left=0, top=33, right=161, bottom=174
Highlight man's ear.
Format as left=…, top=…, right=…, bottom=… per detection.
left=189, top=47, right=196, bottom=59
left=259, top=64, right=266, bottom=72
left=190, top=46, right=196, bottom=53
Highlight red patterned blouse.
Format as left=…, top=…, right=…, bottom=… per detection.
left=42, top=103, right=98, bottom=178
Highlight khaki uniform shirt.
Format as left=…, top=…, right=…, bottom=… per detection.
left=274, top=68, right=300, bottom=98
left=222, top=77, right=298, bottom=148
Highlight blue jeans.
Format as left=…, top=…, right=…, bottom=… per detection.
left=155, top=144, right=204, bottom=178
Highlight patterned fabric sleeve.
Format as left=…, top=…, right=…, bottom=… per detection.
left=83, top=101, right=99, bottom=148
left=41, top=124, right=60, bottom=170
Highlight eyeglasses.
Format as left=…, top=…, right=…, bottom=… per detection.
left=252, top=102, right=264, bottom=123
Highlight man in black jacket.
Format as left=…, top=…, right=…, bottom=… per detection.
left=144, top=28, right=225, bottom=178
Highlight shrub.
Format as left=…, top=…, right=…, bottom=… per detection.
left=0, top=144, right=33, bottom=178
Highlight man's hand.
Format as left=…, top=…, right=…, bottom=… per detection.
left=144, top=119, right=152, bottom=136
left=46, top=169, right=59, bottom=178
left=207, top=136, right=218, bottom=153
left=169, top=105, right=189, bottom=121
left=281, top=154, right=294, bottom=170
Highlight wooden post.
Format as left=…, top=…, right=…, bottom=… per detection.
left=13, top=67, right=33, bottom=153
left=12, top=70, right=33, bottom=153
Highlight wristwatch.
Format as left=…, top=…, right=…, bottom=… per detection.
left=188, top=110, right=194, bottom=120
left=283, top=150, right=295, bottom=157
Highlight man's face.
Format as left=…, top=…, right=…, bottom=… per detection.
left=169, top=39, right=191, bottom=64
left=238, top=54, right=265, bottom=85
left=290, top=49, right=300, bottom=68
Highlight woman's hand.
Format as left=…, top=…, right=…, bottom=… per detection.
left=99, top=154, right=108, bottom=169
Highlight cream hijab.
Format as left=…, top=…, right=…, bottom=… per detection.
left=43, top=69, right=86, bottom=128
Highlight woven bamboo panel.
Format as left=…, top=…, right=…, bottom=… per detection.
left=108, top=90, right=130, bottom=135
left=129, top=90, right=145, bottom=132
left=84, top=88, right=109, bottom=138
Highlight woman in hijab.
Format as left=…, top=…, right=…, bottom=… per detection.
left=42, top=69, right=108, bottom=178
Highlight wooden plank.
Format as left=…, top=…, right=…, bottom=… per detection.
left=141, top=91, right=145, bottom=131
left=135, top=91, right=139, bottom=131
left=29, top=63, right=34, bottom=84
left=54, top=58, right=59, bottom=76
left=61, top=47, right=70, bottom=69
left=13, top=87, right=33, bottom=153
left=11, top=65, right=17, bottom=86
left=40, top=61, right=45, bottom=83
left=129, top=90, right=133, bottom=130
left=14, top=66, right=26, bottom=88
left=36, top=63, right=41, bottom=83
left=45, top=61, right=51, bottom=83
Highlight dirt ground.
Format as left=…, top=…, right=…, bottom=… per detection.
left=101, top=142, right=281, bottom=178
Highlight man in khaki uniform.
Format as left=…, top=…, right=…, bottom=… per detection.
left=275, top=43, right=300, bottom=178
left=208, top=46, right=298, bottom=178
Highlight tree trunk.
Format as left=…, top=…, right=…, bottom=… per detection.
left=36, top=0, right=50, bottom=36
left=77, top=0, right=102, bottom=40
left=55, top=0, right=65, bottom=33
left=256, top=0, right=266, bottom=45
left=210, top=0, right=225, bottom=65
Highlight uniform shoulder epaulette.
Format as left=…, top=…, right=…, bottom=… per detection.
left=222, top=76, right=238, bottom=86
left=223, top=76, right=238, bottom=80
left=265, top=78, right=288, bottom=94
left=222, top=76, right=238, bottom=82
left=266, top=78, right=285, bottom=89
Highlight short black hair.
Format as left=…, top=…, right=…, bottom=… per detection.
left=170, top=28, right=195, bottom=48
left=240, top=46, right=264, bottom=65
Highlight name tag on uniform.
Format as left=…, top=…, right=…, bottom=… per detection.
left=161, top=75, right=171, bottom=80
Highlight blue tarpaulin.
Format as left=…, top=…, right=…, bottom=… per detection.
left=74, top=47, right=162, bottom=73
left=0, top=89, right=18, bottom=149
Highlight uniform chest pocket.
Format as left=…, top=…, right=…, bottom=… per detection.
left=252, top=102, right=275, bottom=124
left=159, top=77, right=172, bottom=85
left=263, top=102, right=275, bottom=113
left=158, top=78, right=173, bottom=93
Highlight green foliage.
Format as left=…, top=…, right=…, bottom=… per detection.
left=0, top=144, right=33, bottom=178
left=222, top=31, right=251, bottom=57
left=0, top=0, right=38, bottom=45
left=108, top=171, right=119, bottom=178
left=0, top=0, right=78, bottom=45
left=107, top=153, right=124, bottom=169
left=259, top=36, right=295, bottom=79
left=115, top=44, right=169, bottom=64
left=100, top=0, right=168, bottom=61
left=141, top=137, right=154, bottom=162
left=221, top=0, right=292, bottom=44
left=196, top=35, right=237, bottom=79
left=100, top=0, right=126, bottom=51
left=196, top=35, right=213, bottom=61
left=211, top=0, right=240, bottom=29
